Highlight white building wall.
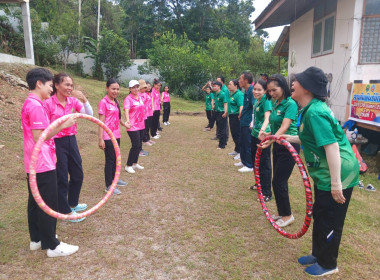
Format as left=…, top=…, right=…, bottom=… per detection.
left=287, top=0, right=371, bottom=122
left=67, top=54, right=159, bottom=83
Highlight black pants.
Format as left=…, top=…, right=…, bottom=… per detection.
left=151, top=110, right=160, bottom=137
left=55, top=135, right=84, bottom=214
left=240, top=126, right=252, bottom=167
left=312, top=186, right=353, bottom=269
left=251, top=136, right=272, bottom=197
left=206, top=110, right=215, bottom=129
left=272, top=142, right=300, bottom=216
left=163, top=102, right=171, bottom=123
left=127, top=130, right=143, bottom=166
left=215, top=112, right=227, bottom=148
left=143, top=116, right=152, bottom=142
left=229, top=114, right=240, bottom=153
left=104, top=138, right=120, bottom=187
left=27, top=170, right=60, bottom=250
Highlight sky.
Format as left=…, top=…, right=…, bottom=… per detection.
left=251, top=0, right=285, bottom=43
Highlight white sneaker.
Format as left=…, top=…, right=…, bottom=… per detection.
left=234, top=162, right=244, bottom=167
left=30, top=241, right=41, bottom=251
left=47, top=242, right=79, bottom=258
left=152, top=135, right=160, bottom=139
left=164, top=122, right=168, bottom=125
left=276, top=215, right=295, bottom=227
left=167, top=122, right=171, bottom=125
left=125, top=166, right=136, bottom=173
left=228, top=151, right=238, bottom=156
left=132, top=163, right=144, bottom=170
left=238, top=166, right=253, bottom=173
left=233, top=154, right=240, bottom=160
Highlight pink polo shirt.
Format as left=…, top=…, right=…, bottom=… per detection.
left=22, top=93, right=56, bottom=173
left=152, top=88, right=161, bottom=111
left=43, top=95, right=83, bottom=138
left=145, top=92, right=153, bottom=117
left=139, top=92, right=148, bottom=120
left=124, top=94, right=145, bottom=131
left=162, top=91, right=170, bottom=102
left=98, top=95, right=121, bottom=140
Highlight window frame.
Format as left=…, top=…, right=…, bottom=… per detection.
left=359, top=0, right=380, bottom=65
left=311, top=11, right=336, bottom=58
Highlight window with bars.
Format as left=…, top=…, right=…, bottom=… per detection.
left=359, top=0, right=380, bottom=64
left=312, top=0, right=337, bottom=57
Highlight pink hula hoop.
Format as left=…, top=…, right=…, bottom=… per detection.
left=254, top=135, right=313, bottom=239
left=28, top=113, right=121, bottom=220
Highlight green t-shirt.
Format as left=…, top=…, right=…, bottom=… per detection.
left=299, top=98, right=359, bottom=191
left=228, top=89, right=244, bottom=115
left=205, top=92, right=214, bottom=111
left=252, top=96, right=272, bottom=138
left=214, top=90, right=228, bottom=112
left=269, top=97, right=298, bottom=136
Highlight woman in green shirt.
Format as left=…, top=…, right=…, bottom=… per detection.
left=204, top=86, right=215, bottom=131
left=244, top=80, right=272, bottom=202
left=261, top=74, right=300, bottom=227
left=284, top=67, right=359, bottom=277
left=227, top=79, right=244, bottom=156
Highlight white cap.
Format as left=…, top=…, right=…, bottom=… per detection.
left=129, top=80, right=139, bottom=88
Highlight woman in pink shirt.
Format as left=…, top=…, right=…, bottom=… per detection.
left=98, top=78, right=128, bottom=195
left=44, top=73, right=93, bottom=222
left=23, top=67, right=79, bottom=257
left=161, top=85, right=171, bottom=125
left=150, top=79, right=162, bottom=139
left=124, top=80, right=145, bottom=174
left=139, top=79, right=155, bottom=146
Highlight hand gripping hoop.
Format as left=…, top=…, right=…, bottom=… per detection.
left=28, top=113, right=121, bottom=220
left=254, top=135, right=313, bottom=239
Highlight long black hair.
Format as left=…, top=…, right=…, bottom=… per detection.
left=230, top=79, right=241, bottom=91
left=106, top=78, right=121, bottom=120
left=267, top=74, right=291, bottom=99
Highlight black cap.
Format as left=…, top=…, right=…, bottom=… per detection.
left=295, top=67, right=328, bottom=97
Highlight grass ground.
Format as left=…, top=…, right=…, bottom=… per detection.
left=0, top=64, right=379, bottom=279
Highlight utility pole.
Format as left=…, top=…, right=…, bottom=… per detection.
left=97, top=0, right=101, bottom=52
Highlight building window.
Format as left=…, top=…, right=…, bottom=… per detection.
left=312, top=0, right=337, bottom=57
left=359, top=0, right=380, bottom=64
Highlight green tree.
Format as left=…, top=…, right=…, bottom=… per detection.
left=98, top=29, right=131, bottom=79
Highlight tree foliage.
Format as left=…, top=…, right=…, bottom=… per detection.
left=98, top=29, right=131, bottom=79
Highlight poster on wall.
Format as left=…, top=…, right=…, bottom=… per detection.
left=349, top=83, right=380, bottom=127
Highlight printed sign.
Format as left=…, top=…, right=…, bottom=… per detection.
left=349, top=83, right=380, bottom=127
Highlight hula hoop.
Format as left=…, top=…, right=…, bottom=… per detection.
left=254, top=135, right=313, bottom=239
left=28, top=113, right=121, bottom=220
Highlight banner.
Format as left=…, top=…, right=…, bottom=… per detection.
left=349, top=83, right=380, bottom=127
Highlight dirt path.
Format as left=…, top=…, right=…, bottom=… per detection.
left=1, top=115, right=379, bottom=280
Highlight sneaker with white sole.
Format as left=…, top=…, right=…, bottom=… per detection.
left=30, top=241, right=41, bottom=251
left=125, top=166, right=136, bottom=174
left=298, top=255, right=317, bottom=266
left=365, top=184, right=376, bottom=192
left=65, top=211, right=85, bottom=223
left=152, top=135, right=160, bottom=139
left=70, top=203, right=87, bottom=212
left=167, top=122, right=171, bottom=125
left=133, top=163, right=144, bottom=170
left=47, top=242, right=79, bottom=258
left=105, top=186, right=121, bottom=195
left=164, top=122, right=168, bottom=125
left=117, top=179, right=128, bottom=187
left=234, top=162, right=244, bottom=167
left=238, top=166, right=253, bottom=172
left=275, top=215, right=294, bottom=227
left=233, top=154, right=240, bottom=160
left=304, top=263, right=338, bottom=276
left=271, top=214, right=282, bottom=221
left=228, top=151, right=238, bottom=156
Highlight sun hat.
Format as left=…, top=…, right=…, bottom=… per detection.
left=138, top=79, right=147, bottom=88
left=295, top=67, right=328, bottom=97
left=129, top=80, right=139, bottom=88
